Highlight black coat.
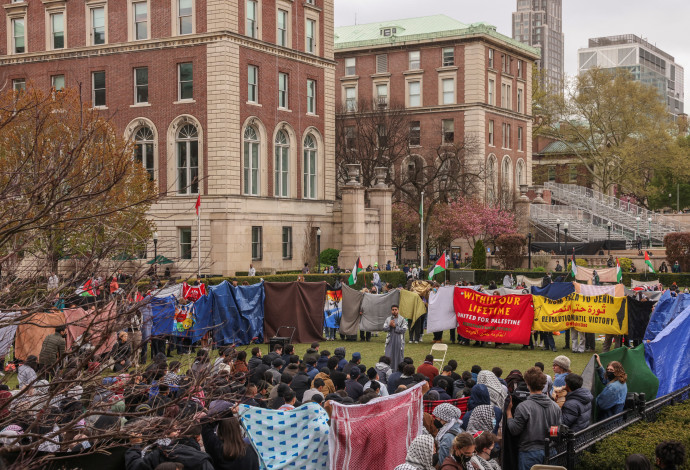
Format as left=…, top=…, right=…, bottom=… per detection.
left=561, top=387, right=593, bottom=432
left=248, top=356, right=262, bottom=371
left=290, top=372, right=311, bottom=401
left=125, top=442, right=215, bottom=470
left=345, top=379, right=363, bottom=401
left=201, top=422, right=260, bottom=470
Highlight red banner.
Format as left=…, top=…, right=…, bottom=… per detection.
left=453, top=288, right=534, bottom=345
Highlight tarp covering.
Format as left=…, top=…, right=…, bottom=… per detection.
left=625, top=289, right=663, bottom=302
left=532, top=294, right=628, bottom=334
left=575, top=283, right=625, bottom=297
left=149, top=295, right=176, bottom=337
left=150, top=283, right=184, bottom=299
left=340, top=285, right=364, bottom=336
left=427, top=286, right=457, bottom=333
left=516, top=275, right=544, bottom=287
left=14, top=311, right=66, bottom=361
left=359, top=289, right=400, bottom=332
left=240, top=402, right=330, bottom=470
left=575, top=266, right=617, bottom=283
left=530, top=282, right=575, bottom=300
left=183, top=294, right=213, bottom=343
left=264, top=282, right=325, bottom=344
left=329, top=382, right=424, bottom=470
left=210, top=281, right=264, bottom=346
left=647, top=306, right=690, bottom=396
left=631, top=279, right=660, bottom=288
left=643, top=292, right=690, bottom=342
left=64, top=302, right=118, bottom=355
left=398, top=290, right=426, bottom=328
left=324, top=289, right=343, bottom=330
left=627, top=297, right=655, bottom=342
left=0, top=312, right=19, bottom=357
left=232, top=282, right=265, bottom=344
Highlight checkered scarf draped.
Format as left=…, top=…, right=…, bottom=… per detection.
left=477, top=371, right=507, bottom=409
left=432, top=403, right=462, bottom=444
left=393, top=433, right=435, bottom=470
left=467, top=405, right=496, bottom=433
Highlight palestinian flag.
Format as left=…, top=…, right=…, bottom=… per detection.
left=76, top=279, right=95, bottom=297
left=571, top=250, right=577, bottom=278
left=616, top=259, right=622, bottom=283
left=644, top=252, right=656, bottom=273
left=348, top=257, right=363, bottom=285
left=428, top=252, right=446, bottom=280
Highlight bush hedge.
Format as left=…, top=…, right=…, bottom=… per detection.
left=472, top=241, right=487, bottom=270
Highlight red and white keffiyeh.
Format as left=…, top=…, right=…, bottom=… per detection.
left=329, top=381, right=425, bottom=470
left=182, top=282, right=207, bottom=301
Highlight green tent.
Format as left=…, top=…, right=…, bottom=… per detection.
left=111, top=252, right=136, bottom=261
left=146, top=255, right=174, bottom=265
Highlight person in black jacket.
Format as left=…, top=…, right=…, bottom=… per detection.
left=561, top=374, right=593, bottom=432
left=111, top=331, right=132, bottom=372
left=200, top=414, right=260, bottom=470
left=290, top=363, right=311, bottom=401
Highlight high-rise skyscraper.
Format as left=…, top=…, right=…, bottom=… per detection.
left=512, top=0, right=564, bottom=89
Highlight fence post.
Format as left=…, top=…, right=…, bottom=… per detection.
left=565, top=427, right=575, bottom=470
left=543, top=438, right=551, bottom=464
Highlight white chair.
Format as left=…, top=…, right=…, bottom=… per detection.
left=430, top=343, right=448, bottom=369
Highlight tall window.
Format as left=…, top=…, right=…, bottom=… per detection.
left=502, top=123, right=511, bottom=149
left=243, top=126, right=259, bottom=195
left=307, top=79, right=316, bottom=114
left=248, top=65, right=258, bottom=103
left=344, top=126, right=355, bottom=149
left=516, top=160, right=524, bottom=186
left=488, top=79, right=495, bottom=106
left=518, top=127, right=523, bottom=151
left=246, top=0, right=257, bottom=38
left=376, top=83, right=388, bottom=107
left=92, top=71, right=106, bottom=107
left=176, top=124, right=199, bottom=194
left=134, top=126, right=155, bottom=179
left=502, top=158, right=511, bottom=192
left=488, top=120, right=494, bottom=146
left=345, top=86, right=356, bottom=112
left=178, top=0, right=193, bottom=35
left=251, top=226, right=262, bottom=260
left=517, top=88, right=523, bottom=113
left=277, top=9, right=288, bottom=46
left=178, top=62, right=193, bottom=100
left=12, top=18, right=25, bottom=53
left=505, top=84, right=511, bottom=109
left=91, top=7, right=105, bottom=45
left=377, top=124, right=387, bottom=148
left=442, top=47, right=454, bottom=66
left=442, top=119, right=454, bottom=144
left=51, top=74, right=65, bottom=91
left=488, top=157, right=497, bottom=203
left=134, top=67, right=148, bottom=103
left=569, top=164, right=578, bottom=183
left=344, top=57, right=356, bottom=76
left=282, top=227, right=292, bottom=259
left=51, top=13, right=64, bottom=49
left=409, top=50, right=420, bottom=69
left=409, top=121, right=420, bottom=146
left=278, top=73, right=288, bottom=108
left=303, top=134, right=317, bottom=199
left=517, top=60, right=523, bottom=78
left=376, top=54, right=388, bottom=73
left=306, top=19, right=315, bottom=53
left=179, top=227, right=192, bottom=259
left=134, top=1, right=147, bottom=39
left=547, top=165, right=556, bottom=181
left=274, top=130, right=289, bottom=198
left=442, top=78, right=455, bottom=105
left=408, top=81, right=420, bottom=107
left=501, top=84, right=506, bottom=108
left=488, top=48, right=494, bottom=68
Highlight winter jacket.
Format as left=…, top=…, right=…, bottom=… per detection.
left=417, top=362, right=439, bottom=381
left=316, top=355, right=330, bottom=371
left=507, top=393, right=562, bottom=452
left=39, top=333, right=66, bottom=366
left=290, top=372, right=311, bottom=401
left=374, top=362, right=393, bottom=384
left=561, top=387, right=593, bottom=432
left=342, top=361, right=359, bottom=377
left=125, top=442, right=215, bottom=470
left=345, top=379, right=363, bottom=401
left=314, top=372, right=335, bottom=395
left=430, top=386, right=451, bottom=400
left=387, top=372, right=403, bottom=394
left=596, top=366, right=627, bottom=419
left=248, top=355, right=262, bottom=371
left=201, top=422, right=260, bottom=470
left=439, top=455, right=465, bottom=470
left=111, top=339, right=132, bottom=363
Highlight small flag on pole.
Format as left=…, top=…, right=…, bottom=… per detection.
left=616, top=258, right=622, bottom=283
left=195, top=194, right=201, bottom=216
left=644, top=251, right=656, bottom=273
left=570, top=249, right=577, bottom=278
left=348, top=257, right=363, bottom=285
left=428, top=252, right=446, bottom=280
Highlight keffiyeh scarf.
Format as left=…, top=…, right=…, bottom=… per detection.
left=432, top=403, right=462, bottom=444
left=393, top=433, right=435, bottom=470
left=467, top=405, right=495, bottom=433
left=477, top=371, right=507, bottom=409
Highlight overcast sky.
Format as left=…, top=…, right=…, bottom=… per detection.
left=334, top=0, right=689, bottom=79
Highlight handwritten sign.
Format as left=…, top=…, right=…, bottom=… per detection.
left=453, top=288, right=534, bottom=345
left=532, top=294, right=628, bottom=334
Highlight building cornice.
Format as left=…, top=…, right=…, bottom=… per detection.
left=337, top=103, right=533, bottom=121
left=0, top=30, right=337, bottom=67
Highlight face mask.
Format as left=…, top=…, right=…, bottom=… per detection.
left=432, top=453, right=439, bottom=466
left=433, top=419, right=444, bottom=429
left=453, top=454, right=472, bottom=465
left=606, top=371, right=616, bottom=381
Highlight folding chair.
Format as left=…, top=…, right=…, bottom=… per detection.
left=430, top=343, right=448, bottom=368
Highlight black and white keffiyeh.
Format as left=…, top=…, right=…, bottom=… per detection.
left=393, top=433, right=435, bottom=470
left=477, top=370, right=507, bottom=409
left=432, top=403, right=463, bottom=443
left=467, top=404, right=496, bottom=433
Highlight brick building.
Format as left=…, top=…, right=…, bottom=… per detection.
left=0, top=0, right=349, bottom=275
left=334, top=15, right=540, bottom=206
left=532, top=135, right=593, bottom=188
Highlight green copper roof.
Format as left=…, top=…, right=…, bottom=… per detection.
left=335, top=14, right=540, bottom=57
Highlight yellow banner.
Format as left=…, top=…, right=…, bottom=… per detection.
left=532, top=294, right=628, bottom=334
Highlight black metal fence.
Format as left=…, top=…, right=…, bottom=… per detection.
left=545, top=384, right=690, bottom=469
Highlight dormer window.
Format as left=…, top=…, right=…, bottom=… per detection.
left=381, top=27, right=396, bottom=37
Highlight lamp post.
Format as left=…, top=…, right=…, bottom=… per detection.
left=647, top=217, right=652, bottom=248
left=564, top=223, right=569, bottom=271
left=153, top=231, right=158, bottom=275
left=316, top=228, right=322, bottom=273
left=528, top=232, right=532, bottom=270
left=607, top=221, right=612, bottom=256
left=556, top=218, right=561, bottom=253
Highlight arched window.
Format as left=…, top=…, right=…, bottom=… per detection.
left=134, top=126, right=155, bottom=180
left=274, top=130, right=289, bottom=197
left=487, top=155, right=497, bottom=204
left=303, top=134, right=317, bottom=199
left=176, top=124, right=198, bottom=194
left=516, top=159, right=525, bottom=187
left=244, top=126, right=260, bottom=196
left=502, top=156, right=512, bottom=191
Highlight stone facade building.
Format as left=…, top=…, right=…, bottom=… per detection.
left=0, top=0, right=396, bottom=275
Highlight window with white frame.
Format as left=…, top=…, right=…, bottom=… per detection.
left=442, top=78, right=455, bottom=105
left=303, top=134, right=317, bottom=199
left=505, top=84, right=511, bottom=109
left=344, top=57, right=356, bottom=76
left=134, top=67, right=148, bottom=103
left=488, top=120, right=494, bottom=146
left=307, top=79, right=316, bottom=114
left=503, top=123, right=511, bottom=148
left=12, top=18, right=25, bottom=53
left=178, top=62, right=193, bottom=100
left=178, top=0, right=193, bottom=35
left=251, top=226, right=262, bottom=260
left=517, top=88, right=523, bottom=113
left=50, top=12, right=64, bottom=49
left=306, top=18, right=316, bottom=54
left=133, top=1, right=147, bottom=39
left=409, top=121, right=420, bottom=146
left=518, top=127, right=523, bottom=151
left=409, top=50, right=420, bottom=70
left=274, top=130, right=289, bottom=197
left=278, top=73, right=288, bottom=108
left=408, top=81, right=420, bottom=107
left=345, top=86, right=356, bottom=112
left=277, top=9, right=288, bottom=47
left=488, top=48, right=494, bottom=68
left=442, top=119, right=454, bottom=144
left=92, top=71, right=106, bottom=107
left=176, top=124, right=199, bottom=194
left=179, top=227, right=192, bottom=259
left=12, top=79, right=25, bottom=92
left=501, top=83, right=506, bottom=108
left=134, top=126, right=155, bottom=180
left=442, top=47, right=454, bottom=66
left=243, top=126, right=259, bottom=195
left=376, top=83, right=388, bottom=107
left=248, top=65, right=258, bottom=103
left=51, top=74, right=65, bottom=91
left=91, top=7, right=105, bottom=45
left=488, top=79, right=495, bottom=106
left=246, top=0, right=258, bottom=38
left=517, top=59, right=523, bottom=78
left=282, top=227, right=292, bottom=259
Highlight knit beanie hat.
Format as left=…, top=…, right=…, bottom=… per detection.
left=553, top=355, right=571, bottom=371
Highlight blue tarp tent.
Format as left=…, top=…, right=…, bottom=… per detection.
left=531, top=282, right=575, bottom=300
left=149, top=295, right=176, bottom=336
left=183, top=294, right=213, bottom=343
left=210, top=281, right=264, bottom=345
left=646, top=304, right=690, bottom=396
left=644, top=292, right=690, bottom=341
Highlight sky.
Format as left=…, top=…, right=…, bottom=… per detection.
left=334, top=0, right=690, bottom=79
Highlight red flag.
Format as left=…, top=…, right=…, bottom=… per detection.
left=195, top=194, right=201, bottom=215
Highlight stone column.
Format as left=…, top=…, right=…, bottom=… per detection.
left=515, top=184, right=531, bottom=235
left=367, top=167, right=395, bottom=267
left=338, top=164, right=366, bottom=269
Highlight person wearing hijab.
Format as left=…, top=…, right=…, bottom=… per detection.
left=462, top=384, right=502, bottom=435
left=477, top=371, right=507, bottom=409
left=433, top=403, right=463, bottom=464
left=393, top=432, right=436, bottom=470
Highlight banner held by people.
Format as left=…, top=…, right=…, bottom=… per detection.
left=533, top=293, right=628, bottom=335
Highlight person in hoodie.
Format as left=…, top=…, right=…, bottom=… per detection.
left=333, top=347, right=348, bottom=370
left=433, top=403, right=463, bottom=464
left=289, top=363, right=312, bottom=402
left=328, top=357, right=347, bottom=391
left=373, top=356, right=392, bottom=385
left=560, top=373, right=593, bottom=432
left=305, top=356, right=319, bottom=381
left=314, top=367, right=336, bottom=395
left=506, top=366, right=562, bottom=470
left=247, top=347, right=263, bottom=371
left=345, top=367, right=364, bottom=401
left=462, top=384, right=501, bottom=435
left=316, top=350, right=331, bottom=371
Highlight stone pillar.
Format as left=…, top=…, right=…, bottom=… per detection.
left=515, top=184, right=531, bottom=235
left=368, top=179, right=395, bottom=268
left=338, top=165, right=366, bottom=269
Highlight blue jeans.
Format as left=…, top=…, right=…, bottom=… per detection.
left=519, top=449, right=545, bottom=470
left=544, top=333, right=556, bottom=351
